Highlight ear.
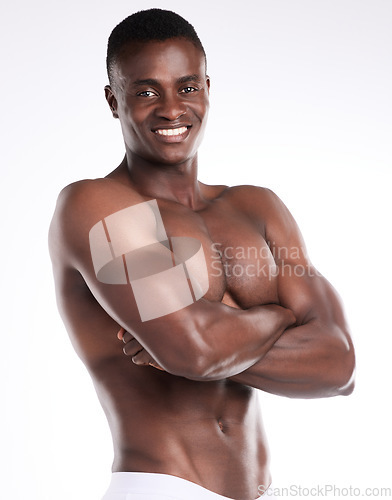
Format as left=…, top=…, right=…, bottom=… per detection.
left=205, top=75, right=211, bottom=94
left=104, top=85, right=119, bottom=119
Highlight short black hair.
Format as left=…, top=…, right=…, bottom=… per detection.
left=106, top=9, right=206, bottom=85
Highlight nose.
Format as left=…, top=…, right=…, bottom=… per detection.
left=155, top=92, right=186, bottom=121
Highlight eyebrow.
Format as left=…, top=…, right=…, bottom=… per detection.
left=177, top=74, right=201, bottom=84
left=132, top=74, right=202, bottom=86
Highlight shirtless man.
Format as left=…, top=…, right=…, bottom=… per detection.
left=49, top=9, right=355, bottom=500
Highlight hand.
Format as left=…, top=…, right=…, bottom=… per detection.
left=221, top=291, right=241, bottom=309
left=221, top=292, right=296, bottom=330
left=117, top=327, right=165, bottom=371
left=260, top=304, right=297, bottom=330
left=280, top=305, right=297, bottom=329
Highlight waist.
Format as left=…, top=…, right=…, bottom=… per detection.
left=112, top=412, right=269, bottom=469
left=111, top=418, right=270, bottom=500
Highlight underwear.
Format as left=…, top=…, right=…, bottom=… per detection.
left=101, top=472, right=274, bottom=499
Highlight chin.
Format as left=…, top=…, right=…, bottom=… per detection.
left=156, top=157, right=194, bottom=167
left=151, top=149, right=197, bottom=166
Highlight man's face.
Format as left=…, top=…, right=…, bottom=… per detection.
left=106, top=38, right=210, bottom=166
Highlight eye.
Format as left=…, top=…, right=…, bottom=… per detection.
left=180, top=86, right=198, bottom=94
left=137, top=90, right=157, bottom=97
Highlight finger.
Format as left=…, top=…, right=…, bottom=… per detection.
left=149, top=361, right=165, bottom=371
left=132, top=349, right=151, bottom=366
left=122, top=330, right=135, bottom=344
left=123, top=339, right=144, bottom=357
left=117, top=327, right=125, bottom=340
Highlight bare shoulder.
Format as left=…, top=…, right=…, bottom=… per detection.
left=54, top=178, right=143, bottom=217
left=49, top=178, right=144, bottom=266
left=223, top=184, right=290, bottom=220
left=222, top=184, right=306, bottom=253
left=223, top=184, right=278, bottom=203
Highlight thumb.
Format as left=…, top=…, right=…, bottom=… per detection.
left=117, top=327, right=126, bottom=340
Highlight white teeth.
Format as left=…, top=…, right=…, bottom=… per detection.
left=156, top=126, right=187, bottom=136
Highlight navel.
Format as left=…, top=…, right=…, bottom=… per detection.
left=217, top=418, right=225, bottom=433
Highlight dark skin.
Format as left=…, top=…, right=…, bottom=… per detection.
left=49, top=38, right=355, bottom=500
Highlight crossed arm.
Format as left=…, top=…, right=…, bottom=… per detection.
left=50, top=181, right=355, bottom=398
left=118, top=188, right=355, bottom=398
left=121, top=269, right=354, bottom=398
left=229, top=274, right=355, bottom=398
left=225, top=188, right=356, bottom=397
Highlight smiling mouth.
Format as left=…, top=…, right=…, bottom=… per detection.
left=154, top=126, right=189, bottom=136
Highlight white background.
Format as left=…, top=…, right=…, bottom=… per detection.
left=1, top=1, right=391, bottom=499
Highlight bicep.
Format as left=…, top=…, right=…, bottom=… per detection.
left=277, top=266, right=349, bottom=334
left=76, top=235, right=203, bottom=367
left=263, top=189, right=348, bottom=329
left=49, top=185, right=208, bottom=371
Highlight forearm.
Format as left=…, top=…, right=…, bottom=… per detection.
left=230, top=320, right=355, bottom=398
left=128, top=300, right=295, bottom=380
left=184, top=301, right=295, bottom=381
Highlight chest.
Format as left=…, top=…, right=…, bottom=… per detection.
left=159, top=200, right=279, bottom=309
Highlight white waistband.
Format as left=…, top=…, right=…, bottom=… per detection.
left=102, top=472, right=267, bottom=499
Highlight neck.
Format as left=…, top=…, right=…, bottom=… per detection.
left=124, top=151, right=206, bottom=210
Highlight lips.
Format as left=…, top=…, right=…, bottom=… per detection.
left=155, top=126, right=188, bottom=136
left=152, top=125, right=191, bottom=143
